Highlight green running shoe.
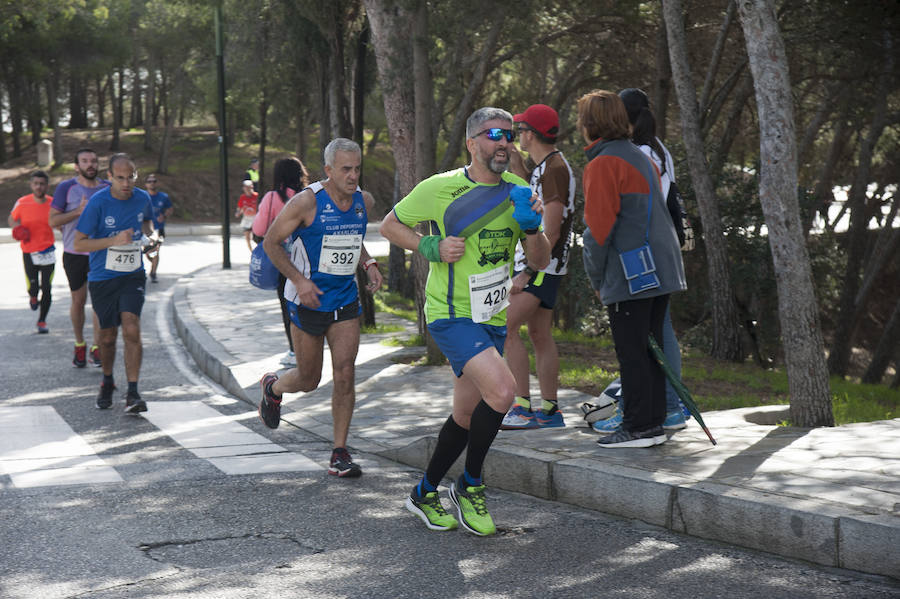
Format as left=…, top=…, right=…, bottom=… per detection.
left=449, top=481, right=496, bottom=536
left=405, top=489, right=458, bottom=531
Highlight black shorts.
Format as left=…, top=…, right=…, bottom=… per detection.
left=519, top=271, right=564, bottom=310
left=63, top=252, right=90, bottom=291
left=89, top=270, right=146, bottom=328
left=287, top=299, right=360, bottom=337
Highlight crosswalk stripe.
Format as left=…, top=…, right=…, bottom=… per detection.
left=0, top=406, right=123, bottom=488
left=141, top=401, right=322, bottom=475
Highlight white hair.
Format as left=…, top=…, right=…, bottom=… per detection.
left=323, top=138, right=361, bottom=167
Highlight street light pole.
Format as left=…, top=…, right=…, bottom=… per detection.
left=215, top=0, right=231, bottom=269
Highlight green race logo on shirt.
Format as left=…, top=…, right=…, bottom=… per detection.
left=477, top=227, right=514, bottom=266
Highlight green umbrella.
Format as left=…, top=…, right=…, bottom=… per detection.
left=648, top=335, right=717, bottom=446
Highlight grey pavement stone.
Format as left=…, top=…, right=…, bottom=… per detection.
left=172, top=261, right=900, bottom=580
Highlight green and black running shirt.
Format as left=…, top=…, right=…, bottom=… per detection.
left=393, top=168, right=532, bottom=326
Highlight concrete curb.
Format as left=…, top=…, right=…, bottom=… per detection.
left=171, top=265, right=900, bottom=581
left=171, top=277, right=252, bottom=403
left=381, top=439, right=899, bottom=577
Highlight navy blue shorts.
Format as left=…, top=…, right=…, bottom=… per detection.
left=287, top=299, right=360, bottom=337
left=428, top=317, right=507, bottom=377
left=519, top=271, right=564, bottom=310
left=89, top=271, right=146, bottom=328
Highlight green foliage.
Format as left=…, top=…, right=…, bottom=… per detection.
left=382, top=334, right=425, bottom=347
left=373, top=291, right=416, bottom=322
left=360, top=322, right=403, bottom=335
left=829, top=378, right=899, bottom=424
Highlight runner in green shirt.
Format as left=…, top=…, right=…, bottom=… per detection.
left=381, top=107, right=551, bottom=536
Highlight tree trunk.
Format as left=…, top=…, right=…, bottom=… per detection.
left=9, top=68, right=23, bottom=157
left=737, top=0, right=833, bottom=427
left=653, top=9, right=672, bottom=140
left=259, top=93, right=268, bottom=191
left=862, top=296, right=900, bottom=385
left=0, top=83, right=6, bottom=163
left=46, top=66, right=62, bottom=167
left=110, top=70, right=122, bottom=152
left=27, top=80, right=42, bottom=145
left=827, top=29, right=893, bottom=376
left=130, top=58, right=143, bottom=128
left=807, top=103, right=851, bottom=233
left=96, top=76, right=105, bottom=128
left=157, top=70, right=184, bottom=174
left=709, top=72, right=754, bottom=181
left=411, top=0, right=441, bottom=362
left=353, top=24, right=375, bottom=326
left=436, top=21, right=503, bottom=173
left=144, top=61, right=155, bottom=152
left=366, top=0, right=445, bottom=362
left=698, top=0, right=736, bottom=119
left=663, top=0, right=744, bottom=361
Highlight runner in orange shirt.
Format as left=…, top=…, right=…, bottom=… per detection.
left=8, top=171, right=56, bottom=334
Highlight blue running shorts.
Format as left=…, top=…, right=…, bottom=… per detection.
left=88, top=270, right=146, bottom=328
left=428, top=317, right=507, bottom=377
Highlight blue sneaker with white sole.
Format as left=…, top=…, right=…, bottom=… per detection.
left=663, top=410, right=687, bottom=430
left=591, top=405, right=623, bottom=433
left=535, top=409, right=565, bottom=428
left=500, top=404, right=538, bottom=430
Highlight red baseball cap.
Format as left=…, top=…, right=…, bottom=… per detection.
left=513, top=104, right=559, bottom=140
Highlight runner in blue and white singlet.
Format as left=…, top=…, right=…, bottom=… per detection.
left=283, top=180, right=369, bottom=313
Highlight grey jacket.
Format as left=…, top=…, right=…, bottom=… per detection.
left=581, top=137, right=686, bottom=305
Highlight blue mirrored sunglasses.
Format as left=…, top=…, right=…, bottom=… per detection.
left=472, top=127, right=515, bottom=142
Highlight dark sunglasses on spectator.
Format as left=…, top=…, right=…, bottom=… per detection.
left=472, top=128, right=515, bottom=142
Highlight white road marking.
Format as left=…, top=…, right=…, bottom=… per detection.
left=0, top=406, right=122, bottom=488
left=140, top=401, right=322, bottom=475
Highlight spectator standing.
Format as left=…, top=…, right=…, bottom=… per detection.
left=619, top=87, right=690, bottom=431
left=501, top=104, right=576, bottom=430
left=577, top=90, right=686, bottom=448
left=235, top=180, right=259, bottom=251
left=245, top=158, right=260, bottom=192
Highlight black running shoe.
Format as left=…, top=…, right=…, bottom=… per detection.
left=329, top=447, right=362, bottom=478
left=96, top=383, right=115, bottom=409
left=258, top=372, right=281, bottom=429
left=124, top=390, right=147, bottom=414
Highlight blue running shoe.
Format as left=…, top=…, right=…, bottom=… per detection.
left=681, top=401, right=692, bottom=421
left=500, top=404, right=538, bottom=430
left=591, top=405, right=623, bottom=433
left=535, top=409, right=565, bottom=428
left=663, top=410, right=687, bottom=430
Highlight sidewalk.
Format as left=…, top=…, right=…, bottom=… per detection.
left=171, top=249, right=899, bottom=579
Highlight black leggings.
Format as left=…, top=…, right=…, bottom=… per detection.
left=23, top=252, right=54, bottom=322
left=277, top=274, right=294, bottom=352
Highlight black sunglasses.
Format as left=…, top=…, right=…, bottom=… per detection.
left=472, top=127, right=515, bottom=142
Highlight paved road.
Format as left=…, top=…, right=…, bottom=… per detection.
left=0, top=235, right=897, bottom=598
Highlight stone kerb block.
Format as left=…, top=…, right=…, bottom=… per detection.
left=37, top=140, right=53, bottom=167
